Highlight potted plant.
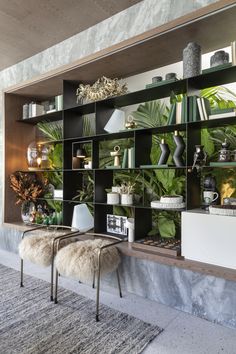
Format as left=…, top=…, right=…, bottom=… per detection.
left=120, top=181, right=135, bottom=205
left=10, top=172, right=47, bottom=223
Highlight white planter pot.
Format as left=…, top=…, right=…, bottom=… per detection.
left=121, top=194, right=133, bottom=205
left=107, top=192, right=120, bottom=205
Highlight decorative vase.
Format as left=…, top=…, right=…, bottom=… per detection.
left=173, top=131, right=185, bottom=167
left=21, top=201, right=35, bottom=224
left=165, top=73, right=177, bottom=80
left=125, top=218, right=135, bottom=242
left=121, top=194, right=133, bottom=205
left=152, top=76, right=162, bottom=83
left=183, top=42, right=201, bottom=78
left=158, top=138, right=170, bottom=165
left=210, top=50, right=229, bottom=67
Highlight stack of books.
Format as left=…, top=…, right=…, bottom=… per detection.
left=166, top=96, right=236, bottom=124
left=122, top=147, right=135, bottom=168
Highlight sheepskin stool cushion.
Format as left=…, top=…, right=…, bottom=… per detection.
left=55, top=238, right=120, bottom=283
left=19, top=230, right=73, bottom=268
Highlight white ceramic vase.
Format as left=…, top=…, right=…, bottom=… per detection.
left=126, top=218, right=135, bottom=242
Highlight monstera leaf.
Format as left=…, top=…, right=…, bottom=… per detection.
left=132, top=100, right=169, bottom=129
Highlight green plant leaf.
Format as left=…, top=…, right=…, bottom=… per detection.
left=158, top=215, right=176, bottom=238
left=201, top=129, right=215, bottom=157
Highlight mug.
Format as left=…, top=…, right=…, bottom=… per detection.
left=203, top=190, right=218, bottom=204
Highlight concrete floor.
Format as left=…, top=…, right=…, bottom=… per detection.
left=0, top=249, right=236, bottom=354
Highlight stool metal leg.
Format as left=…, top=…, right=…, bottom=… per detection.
left=92, top=271, right=96, bottom=289
left=20, top=259, right=24, bottom=287
left=50, top=260, right=54, bottom=301
left=96, top=251, right=102, bottom=322
left=116, top=269, right=122, bottom=298
left=54, top=269, right=59, bottom=304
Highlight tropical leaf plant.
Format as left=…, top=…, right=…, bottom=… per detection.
left=201, top=86, right=236, bottom=109
left=37, top=120, right=63, bottom=141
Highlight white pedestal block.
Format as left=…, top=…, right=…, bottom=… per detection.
left=182, top=210, right=236, bottom=269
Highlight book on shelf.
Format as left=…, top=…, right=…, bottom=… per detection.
left=128, top=147, right=135, bottom=168
left=167, top=103, right=176, bottom=125
left=122, top=148, right=128, bottom=168
left=176, top=101, right=182, bottom=124
left=209, top=111, right=236, bottom=119
left=196, top=97, right=211, bottom=120
left=211, top=108, right=236, bottom=115
left=175, top=97, right=188, bottom=124
left=190, top=96, right=200, bottom=122
left=181, top=96, right=187, bottom=123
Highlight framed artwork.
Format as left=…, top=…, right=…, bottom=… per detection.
left=106, top=214, right=127, bottom=236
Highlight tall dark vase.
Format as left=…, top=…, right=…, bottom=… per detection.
left=173, top=131, right=185, bottom=167
left=158, top=139, right=170, bottom=165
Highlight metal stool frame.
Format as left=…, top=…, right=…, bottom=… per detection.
left=20, top=224, right=83, bottom=301
left=54, top=232, right=123, bottom=321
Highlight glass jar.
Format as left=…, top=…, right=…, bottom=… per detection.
left=27, top=141, right=50, bottom=170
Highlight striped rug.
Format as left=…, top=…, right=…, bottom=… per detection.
left=0, top=264, right=163, bottom=354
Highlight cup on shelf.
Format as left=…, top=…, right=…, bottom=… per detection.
left=203, top=190, right=219, bottom=204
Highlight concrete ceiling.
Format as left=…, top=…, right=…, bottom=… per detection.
left=0, top=0, right=142, bottom=70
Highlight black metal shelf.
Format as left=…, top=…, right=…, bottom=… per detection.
left=16, top=110, right=63, bottom=125
left=188, top=116, right=236, bottom=129
left=95, top=202, right=186, bottom=211
left=64, top=102, right=95, bottom=115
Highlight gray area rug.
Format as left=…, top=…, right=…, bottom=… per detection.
left=0, top=264, right=163, bottom=354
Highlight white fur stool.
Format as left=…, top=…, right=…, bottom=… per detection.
left=19, top=225, right=81, bottom=301
left=19, top=231, right=60, bottom=267
left=54, top=234, right=123, bottom=321
left=55, top=238, right=120, bottom=283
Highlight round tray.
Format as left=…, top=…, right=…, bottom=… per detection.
left=160, top=195, right=183, bottom=204
left=209, top=205, right=236, bottom=216
left=151, top=201, right=185, bottom=209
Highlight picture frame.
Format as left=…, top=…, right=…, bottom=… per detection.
left=106, top=214, right=127, bottom=236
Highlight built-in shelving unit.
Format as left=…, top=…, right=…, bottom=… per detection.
left=4, top=1, right=236, bottom=278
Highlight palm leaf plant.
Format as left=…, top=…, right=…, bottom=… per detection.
left=37, top=120, right=63, bottom=141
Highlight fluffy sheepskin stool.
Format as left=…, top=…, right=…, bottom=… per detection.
left=19, top=231, right=61, bottom=268
left=54, top=235, right=123, bottom=321
left=55, top=238, right=120, bottom=283
left=19, top=226, right=81, bottom=301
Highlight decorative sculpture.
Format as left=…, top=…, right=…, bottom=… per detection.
left=173, top=131, right=185, bottom=167
left=210, top=51, right=229, bottom=67
left=183, top=42, right=201, bottom=78
left=110, top=146, right=121, bottom=167
left=218, top=139, right=231, bottom=162
left=158, top=138, right=170, bottom=165
left=125, top=115, right=137, bottom=130
left=192, top=145, right=207, bottom=171
left=76, top=76, right=128, bottom=103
